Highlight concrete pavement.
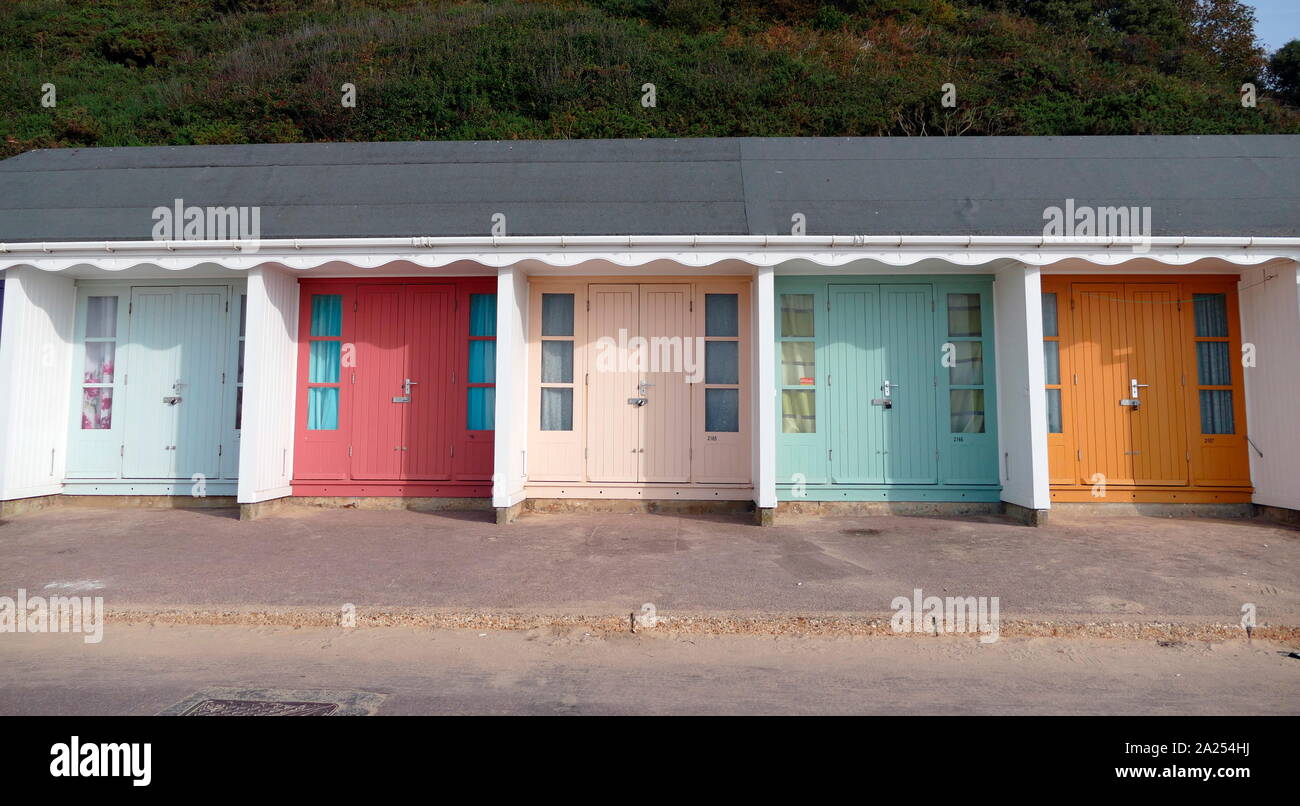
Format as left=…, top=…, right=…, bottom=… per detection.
left=0, top=504, right=1295, bottom=632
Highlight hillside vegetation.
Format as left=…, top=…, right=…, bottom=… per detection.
left=2, top=0, right=1296, bottom=157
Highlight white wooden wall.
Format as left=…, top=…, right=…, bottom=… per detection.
left=492, top=266, right=529, bottom=508
left=0, top=267, right=77, bottom=501
left=236, top=266, right=300, bottom=504
left=1239, top=261, right=1300, bottom=511
left=993, top=263, right=1050, bottom=511
left=752, top=266, right=776, bottom=509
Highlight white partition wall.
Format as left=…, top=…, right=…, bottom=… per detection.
left=493, top=265, right=529, bottom=513
left=236, top=266, right=300, bottom=505
left=1239, top=261, right=1300, bottom=512
left=753, top=265, right=776, bottom=512
left=0, top=267, right=76, bottom=502
left=993, top=263, right=1050, bottom=514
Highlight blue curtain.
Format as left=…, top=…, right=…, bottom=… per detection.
left=468, top=340, right=496, bottom=384
left=310, top=295, right=342, bottom=337
left=307, top=387, right=339, bottom=430
left=1046, top=389, right=1062, bottom=434
left=1193, top=294, right=1228, bottom=338
left=1196, top=342, right=1231, bottom=386
left=469, top=294, right=497, bottom=337
left=706, top=388, right=739, bottom=432
left=467, top=387, right=495, bottom=431
left=541, top=294, right=574, bottom=337
left=706, top=294, right=738, bottom=337
left=1200, top=390, right=1234, bottom=435
left=309, top=341, right=340, bottom=383
left=1041, top=293, right=1059, bottom=338
left=705, top=341, right=738, bottom=385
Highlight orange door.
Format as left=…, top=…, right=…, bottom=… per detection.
left=1071, top=283, right=1136, bottom=485
left=1126, top=284, right=1188, bottom=486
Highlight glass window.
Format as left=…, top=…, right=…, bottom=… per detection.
left=307, top=387, right=339, bottom=431
left=81, top=387, right=113, bottom=430
left=780, top=294, right=814, bottom=338
left=541, top=294, right=574, bottom=337
left=781, top=389, right=815, bottom=433
left=705, top=340, right=738, bottom=385
left=1193, top=293, right=1228, bottom=338
left=310, top=294, right=342, bottom=337
left=949, top=341, right=983, bottom=386
left=541, top=341, right=573, bottom=384
left=469, top=294, right=497, bottom=337
left=950, top=389, right=985, bottom=433
left=309, top=341, right=341, bottom=384
left=541, top=387, right=573, bottom=431
left=1196, top=341, right=1230, bottom=386
left=468, top=340, right=496, bottom=384
left=1043, top=341, right=1060, bottom=386
left=1041, top=292, right=1059, bottom=338
left=84, top=342, right=116, bottom=384
left=236, top=294, right=247, bottom=429
left=1046, top=389, right=1062, bottom=434
left=468, top=387, right=495, bottom=431
left=947, top=293, right=982, bottom=337
left=781, top=342, right=815, bottom=387
left=705, top=294, right=739, bottom=337
left=1199, top=390, right=1234, bottom=434
left=86, top=296, right=118, bottom=338
left=705, top=388, right=739, bottom=432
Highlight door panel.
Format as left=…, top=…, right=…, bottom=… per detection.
left=640, top=284, right=692, bottom=483
left=828, top=285, right=883, bottom=484
left=404, top=286, right=455, bottom=480
left=173, top=288, right=226, bottom=480
left=352, top=286, right=405, bottom=480
left=1127, top=284, right=1188, bottom=486
left=1071, top=284, right=1135, bottom=485
left=586, top=285, right=639, bottom=482
left=123, top=289, right=179, bottom=478
left=880, top=284, right=937, bottom=484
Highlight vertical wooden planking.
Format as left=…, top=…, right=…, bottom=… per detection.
left=123, top=288, right=179, bottom=479
left=1072, top=283, right=1134, bottom=485
left=404, top=284, right=455, bottom=480
left=1127, top=284, right=1188, bottom=486
left=640, top=284, right=691, bottom=482
left=880, top=284, right=938, bottom=484
left=828, top=285, right=883, bottom=484
left=173, top=287, right=227, bottom=481
left=586, top=285, right=639, bottom=482
left=352, top=285, right=405, bottom=480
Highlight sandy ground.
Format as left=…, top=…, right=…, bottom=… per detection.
left=1, top=624, right=1296, bottom=715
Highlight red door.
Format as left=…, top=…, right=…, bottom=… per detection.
left=293, top=279, right=495, bottom=495
left=404, top=285, right=456, bottom=480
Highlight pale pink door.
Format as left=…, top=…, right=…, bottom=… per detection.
left=586, top=285, right=640, bottom=482
left=640, top=284, right=692, bottom=482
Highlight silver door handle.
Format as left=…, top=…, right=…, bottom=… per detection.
left=637, top=381, right=654, bottom=393
left=1130, top=378, right=1149, bottom=398
left=403, top=378, right=418, bottom=394
left=882, top=380, right=901, bottom=397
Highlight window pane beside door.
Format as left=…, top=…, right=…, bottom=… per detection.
left=705, top=341, right=738, bottom=385
left=781, top=294, right=814, bottom=338
left=469, top=293, right=497, bottom=337
left=950, top=389, right=985, bottom=433
left=1193, top=293, right=1228, bottom=337
left=1199, top=390, right=1234, bottom=434
left=307, top=387, right=339, bottom=430
left=84, top=342, right=115, bottom=384
left=781, top=342, right=815, bottom=386
left=1041, top=293, right=1059, bottom=337
left=309, top=341, right=341, bottom=384
left=782, top=389, right=815, bottom=433
left=310, top=295, right=342, bottom=337
left=706, top=388, right=739, bottom=432
left=468, top=340, right=496, bottom=384
left=947, top=293, right=982, bottom=337
left=1042, top=341, right=1060, bottom=385
left=541, top=341, right=573, bottom=383
left=949, top=341, right=983, bottom=386
left=705, top=294, right=739, bottom=337
left=85, top=296, right=118, bottom=338
left=1196, top=341, right=1230, bottom=386
left=541, top=387, right=573, bottom=431
left=81, top=388, right=113, bottom=430
left=1046, top=389, right=1063, bottom=433
left=468, top=387, right=495, bottom=431
left=541, top=294, right=574, bottom=337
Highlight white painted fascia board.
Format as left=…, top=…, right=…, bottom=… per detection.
left=2, top=234, right=1299, bottom=272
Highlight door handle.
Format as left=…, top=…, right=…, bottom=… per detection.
left=637, top=381, right=654, bottom=394
left=1121, top=378, right=1150, bottom=408
left=403, top=378, right=418, bottom=394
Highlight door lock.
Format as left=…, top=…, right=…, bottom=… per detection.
left=627, top=397, right=648, bottom=407
left=871, top=379, right=899, bottom=408
left=162, top=396, right=182, bottom=406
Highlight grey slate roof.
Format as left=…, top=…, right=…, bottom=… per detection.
left=1, top=136, right=1298, bottom=241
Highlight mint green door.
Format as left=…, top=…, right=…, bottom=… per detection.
left=123, top=286, right=228, bottom=479
left=827, top=284, right=937, bottom=485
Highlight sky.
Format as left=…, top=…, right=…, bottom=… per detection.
left=1247, top=0, right=1300, bottom=53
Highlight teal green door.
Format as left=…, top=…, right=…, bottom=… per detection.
left=827, top=284, right=937, bottom=485
left=123, top=286, right=228, bottom=479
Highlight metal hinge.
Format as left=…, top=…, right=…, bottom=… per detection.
left=586, top=300, right=590, bottom=311
left=354, top=301, right=358, bottom=312
left=221, top=372, right=225, bottom=384
left=120, top=445, right=124, bottom=457
left=935, top=450, right=940, bottom=461
left=689, top=300, right=693, bottom=312
left=585, top=372, right=589, bottom=386
left=1076, top=449, right=1082, bottom=461
left=450, top=446, right=455, bottom=457
left=128, top=301, right=133, bottom=315
left=930, top=300, right=935, bottom=312
left=1177, top=300, right=1182, bottom=312
left=828, top=449, right=833, bottom=461
left=351, top=372, right=356, bottom=384
left=348, top=445, right=353, bottom=457
left=218, top=444, right=223, bottom=456
left=826, top=298, right=830, bottom=311
left=1069, top=297, right=1075, bottom=310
